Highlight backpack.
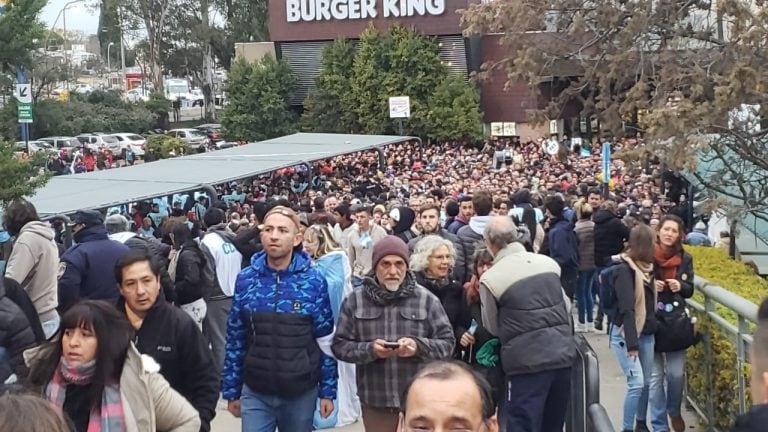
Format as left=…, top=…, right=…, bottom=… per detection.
left=597, top=260, right=627, bottom=320
left=199, top=237, right=226, bottom=301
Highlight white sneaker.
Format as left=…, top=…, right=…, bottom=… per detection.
left=575, top=323, right=587, bottom=333
left=586, top=322, right=595, bottom=333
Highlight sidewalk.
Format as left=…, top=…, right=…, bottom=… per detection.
left=211, top=331, right=702, bottom=432
left=584, top=330, right=701, bottom=431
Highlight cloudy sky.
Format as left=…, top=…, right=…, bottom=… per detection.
left=40, top=0, right=99, bottom=35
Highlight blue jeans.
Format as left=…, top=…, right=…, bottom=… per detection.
left=241, top=384, right=318, bottom=432
left=650, top=350, right=687, bottom=431
left=609, top=326, right=655, bottom=430
left=576, top=270, right=595, bottom=324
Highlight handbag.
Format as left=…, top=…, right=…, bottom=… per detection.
left=654, top=293, right=697, bottom=352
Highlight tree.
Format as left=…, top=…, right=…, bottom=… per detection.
left=461, top=0, right=768, bottom=225
left=301, top=39, right=356, bottom=133
left=120, top=0, right=174, bottom=94
left=221, top=55, right=296, bottom=142
left=0, top=142, right=50, bottom=207
left=426, top=74, right=484, bottom=142
left=211, top=0, right=268, bottom=69
left=0, top=0, right=45, bottom=73
left=302, top=25, right=483, bottom=140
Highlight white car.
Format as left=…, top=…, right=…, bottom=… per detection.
left=110, top=133, right=146, bottom=156
left=72, top=84, right=94, bottom=94
left=13, top=140, right=55, bottom=155
left=126, top=89, right=150, bottom=103
left=76, top=134, right=119, bottom=151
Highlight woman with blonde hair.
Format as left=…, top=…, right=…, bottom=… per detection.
left=303, top=224, right=361, bottom=429
left=573, top=199, right=596, bottom=332
left=410, top=235, right=471, bottom=358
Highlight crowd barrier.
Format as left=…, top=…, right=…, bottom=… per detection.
left=566, top=334, right=615, bottom=432
left=685, top=276, right=759, bottom=431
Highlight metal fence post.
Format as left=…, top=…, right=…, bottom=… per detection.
left=704, top=294, right=716, bottom=431
left=737, top=316, right=750, bottom=414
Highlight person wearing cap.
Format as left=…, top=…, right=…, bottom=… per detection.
left=221, top=205, right=337, bottom=431
left=332, top=236, right=455, bottom=432
left=57, top=210, right=129, bottom=311
left=480, top=216, right=576, bottom=432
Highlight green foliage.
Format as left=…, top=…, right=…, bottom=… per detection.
left=0, top=142, right=51, bottom=207
left=0, top=96, right=154, bottom=141
left=301, top=25, right=483, bottom=141
left=684, top=246, right=768, bottom=430
left=0, top=0, right=46, bottom=72
left=145, top=135, right=187, bottom=159
left=221, top=55, right=296, bottom=142
left=142, top=93, right=171, bottom=130
left=426, top=74, right=484, bottom=142
left=301, top=39, right=356, bottom=133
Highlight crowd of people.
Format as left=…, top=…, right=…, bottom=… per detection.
left=0, top=136, right=763, bottom=432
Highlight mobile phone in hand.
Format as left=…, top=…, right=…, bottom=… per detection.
left=382, top=341, right=401, bottom=349
left=468, top=319, right=479, bottom=336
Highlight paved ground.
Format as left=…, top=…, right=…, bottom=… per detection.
left=211, top=329, right=702, bottom=431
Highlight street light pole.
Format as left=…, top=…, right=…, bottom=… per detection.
left=107, top=42, right=114, bottom=88
left=118, top=6, right=127, bottom=92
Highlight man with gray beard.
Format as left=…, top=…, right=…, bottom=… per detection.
left=332, top=236, right=455, bottom=432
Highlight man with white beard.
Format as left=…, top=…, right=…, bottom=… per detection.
left=332, top=236, right=455, bottom=432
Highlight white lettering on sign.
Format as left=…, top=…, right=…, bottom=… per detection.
left=287, top=0, right=444, bottom=22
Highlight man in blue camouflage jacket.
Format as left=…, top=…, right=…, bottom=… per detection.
left=221, top=205, right=337, bottom=432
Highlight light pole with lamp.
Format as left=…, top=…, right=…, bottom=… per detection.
left=43, top=0, right=85, bottom=94
left=106, top=42, right=115, bottom=88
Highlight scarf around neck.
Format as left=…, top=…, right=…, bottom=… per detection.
left=621, top=254, right=656, bottom=335
left=363, top=272, right=417, bottom=306
left=654, top=244, right=682, bottom=281
left=46, top=357, right=126, bottom=432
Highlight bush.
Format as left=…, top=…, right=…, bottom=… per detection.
left=145, top=135, right=187, bottom=159
left=685, top=246, right=768, bottom=430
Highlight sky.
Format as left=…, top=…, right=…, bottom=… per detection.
left=40, top=0, right=100, bottom=35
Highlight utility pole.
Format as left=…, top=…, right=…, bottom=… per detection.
left=118, top=6, right=127, bottom=92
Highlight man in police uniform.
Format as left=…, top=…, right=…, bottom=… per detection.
left=58, top=210, right=129, bottom=311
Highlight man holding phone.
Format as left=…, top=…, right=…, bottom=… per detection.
left=332, top=236, right=455, bottom=432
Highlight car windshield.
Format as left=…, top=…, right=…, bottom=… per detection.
left=188, top=130, right=206, bottom=137
left=66, top=139, right=81, bottom=147
left=128, top=135, right=144, bottom=141
left=113, top=135, right=124, bottom=141
left=77, top=136, right=90, bottom=144
left=36, top=141, right=53, bottom=148
left=102, top=136, right=118, bottom=144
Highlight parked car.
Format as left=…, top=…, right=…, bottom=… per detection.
left=76, top=134, right=120, bottom=152
left=126, top=88, right=150, bottom=103
left=110, top=133, right=146, bottom=157
left=167, top=128, right=209, bottom=150
left=195, top=124, right=224, bottom=144
left=13, top=140, right=55, bottom=155
left=38, top=136, right=81, bottom=154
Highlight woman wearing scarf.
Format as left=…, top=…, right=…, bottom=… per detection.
left=409, top=235, right=471, bottom=357
left=304, top=224, right=361, bottom=429
left=25, top=300, right=199, bottom=432
left=609, top=224, right=658, bottom=432
left=649, top=215, right=695, bottom=432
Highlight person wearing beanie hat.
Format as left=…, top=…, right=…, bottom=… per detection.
left=58, top=209, right=130, bottom=311
left=684, top=221, right=711, bottom=246
left=332, top=235, right=455, bottom=432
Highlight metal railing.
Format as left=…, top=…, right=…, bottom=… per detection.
left=685, top=275, right=759, bottom=431
left=566, top=334, right=615, bottom=432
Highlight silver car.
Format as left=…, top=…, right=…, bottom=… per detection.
left=167, top=128, right=209, bottom=150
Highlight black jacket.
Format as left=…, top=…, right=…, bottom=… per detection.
left=118, top=296, right=218, bottom=432
left=0, top=277, right=38, bottom=382
left=233, top=227, right=262, bottom=269
left=611, top=263, right=657, bottom=351
left=654, top=251, right=694, bottom=304
left=174, top=242, right=215, bottom=305
left=593, top=210, right=630, bottom=267
left=415, top=272, right=471, bottom=353
left=734, top=404, right=768, bottom=432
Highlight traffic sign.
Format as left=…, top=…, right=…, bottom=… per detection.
left=389, top=96, right=410, bottom=118
left=18, top=102, right=33, bottom=123
left=545, top=139, right=559, bottom=155
left=16, top=84, right=31, bottom=103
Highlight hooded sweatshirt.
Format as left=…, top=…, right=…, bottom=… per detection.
left=5, top=221, right=59, bottom=322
